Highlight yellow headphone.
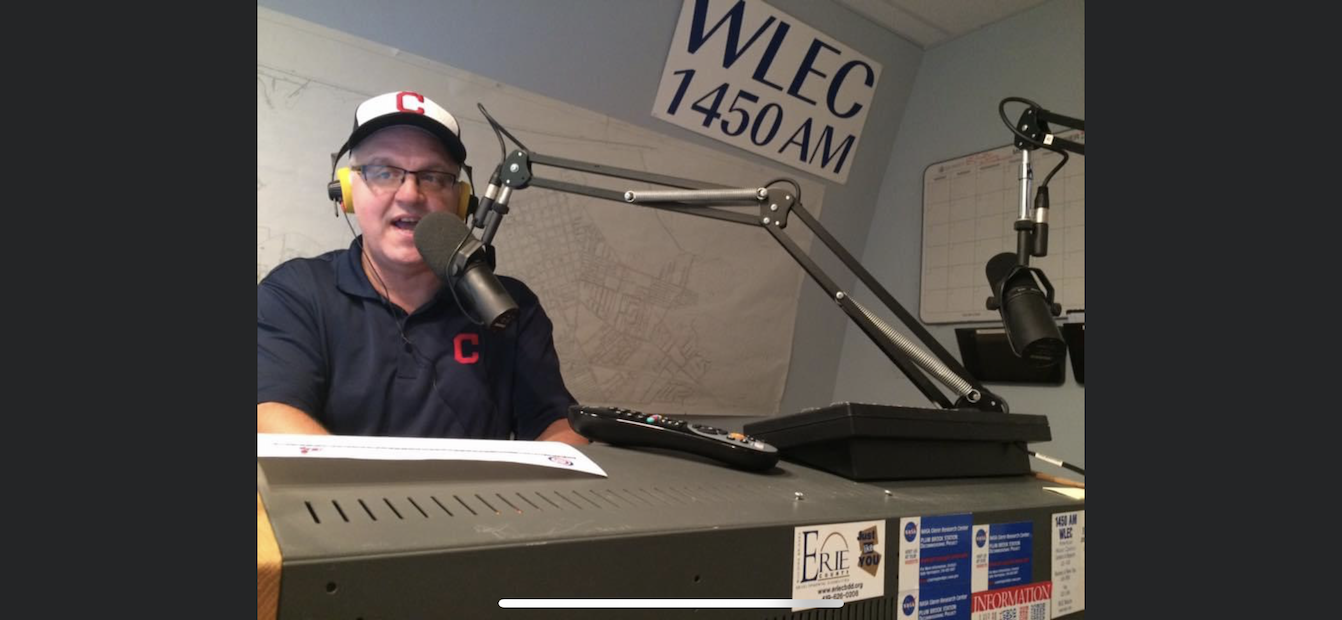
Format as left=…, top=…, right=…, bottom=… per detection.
left=328, top=166, right=477, bottom=221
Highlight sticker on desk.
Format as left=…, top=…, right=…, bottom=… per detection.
left=918, top=588, right=972, bottom=620
left=972, top=522, right=1034, bottom=592
left=899, top=517, right=922, bottom=595
left=970, top=581, right=1052, bottom=620
left=897, top=514, right=973, bottom=620
left=917, top=514, right=974, bottom=589
left=1050, top=510, right=1084, bottom=617
left=791, top=520, right=885, bottom=611
left=898, top=518, right=920, bottom=619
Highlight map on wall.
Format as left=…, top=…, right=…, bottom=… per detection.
left=919, top=135, right=1084, bottom=324
left=258, top=7, right=826, bottom=416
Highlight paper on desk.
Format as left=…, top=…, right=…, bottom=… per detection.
left=1044, top=486, right=1085, bottom=500
left=257, top=434, right=607, bottom=477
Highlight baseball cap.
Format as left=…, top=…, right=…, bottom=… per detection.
left=335, top=90, right=467, bottom=165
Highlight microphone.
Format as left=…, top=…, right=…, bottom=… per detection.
left=985, top=252, right=1065, bottom=367
left=414, top=211, right=519, bottom=331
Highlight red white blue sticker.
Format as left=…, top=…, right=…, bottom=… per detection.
left=970, top=581, right=1052, bottom=620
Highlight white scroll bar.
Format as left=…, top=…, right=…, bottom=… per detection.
left=499, top=599, right=843, bottom=609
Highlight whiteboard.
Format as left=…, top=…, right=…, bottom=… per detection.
left=257, top=8, right=826, bottom=416
left=919, top=133, right=1084, bottom=324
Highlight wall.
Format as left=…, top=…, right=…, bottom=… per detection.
left=256, top=0, right=924, bottom=415
left=833, top=0, right=1085, bottom=473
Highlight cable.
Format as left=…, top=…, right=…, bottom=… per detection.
left=1039, top=151, right=1069, bottom=188
left=1017, top=444, right=1085, bottom=476
left=764, top=178, right=801, bottom=203
left=999, top=97, right=1045, bottom=149
left=478, top=103, right=529, bottom=157
left=332, top=150, right=477, bottom=432
left=353, top=230, right=469, bottom=432
left=999, top=97, right=1069, bottom=189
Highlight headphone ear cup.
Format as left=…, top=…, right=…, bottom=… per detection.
left=458, top=179, right=475, bottom=220
left=335, top=167, right=354, bottom=213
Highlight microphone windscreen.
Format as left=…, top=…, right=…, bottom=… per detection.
left=414, top=211, right=472, bottom=281
left=985, top=252, right=1018, bottom=297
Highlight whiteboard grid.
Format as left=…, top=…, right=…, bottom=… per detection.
left=920, top=133, right=1084, bottom=324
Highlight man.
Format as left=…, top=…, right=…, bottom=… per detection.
left=258, top=90, right=586, bottom=445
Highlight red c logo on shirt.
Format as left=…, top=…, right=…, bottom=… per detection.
left=396, top=91, right=426, bottom=114
left=454, top=333, right=480, bottom=364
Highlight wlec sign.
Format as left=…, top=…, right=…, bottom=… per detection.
left=654, top=0, right=882, bottom=184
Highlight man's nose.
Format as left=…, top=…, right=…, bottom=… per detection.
left=394, top=173, right=424, bottom=203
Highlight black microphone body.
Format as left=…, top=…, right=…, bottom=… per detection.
left=985, top=253, right=1065, bottom=367
left=414, top=211, right=519, bottom=331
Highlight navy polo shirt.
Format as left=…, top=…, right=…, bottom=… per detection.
left=257, top=238, right=575, bottom=439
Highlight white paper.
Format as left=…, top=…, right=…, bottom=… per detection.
left=257, top=434, right=607, bottom=477
left=1044, top=487, right=1086, bottom=500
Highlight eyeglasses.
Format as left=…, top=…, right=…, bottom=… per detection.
left=352, top=164, right=459, bottom=193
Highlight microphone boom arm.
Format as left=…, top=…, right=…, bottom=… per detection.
left=1012, top=105, right=1084, bottom=157
left=486, top=136, right=1007, bottom=413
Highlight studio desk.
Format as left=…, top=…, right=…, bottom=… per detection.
left=258, top=432, right=1084, bottom=620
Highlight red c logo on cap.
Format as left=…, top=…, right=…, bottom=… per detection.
left=396, top=91, right=426, bottom=115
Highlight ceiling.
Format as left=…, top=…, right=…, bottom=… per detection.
left=833, top=0, right=1052, bottom=49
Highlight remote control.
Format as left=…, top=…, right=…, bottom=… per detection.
left=568, top=405, right=780, bottom=472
